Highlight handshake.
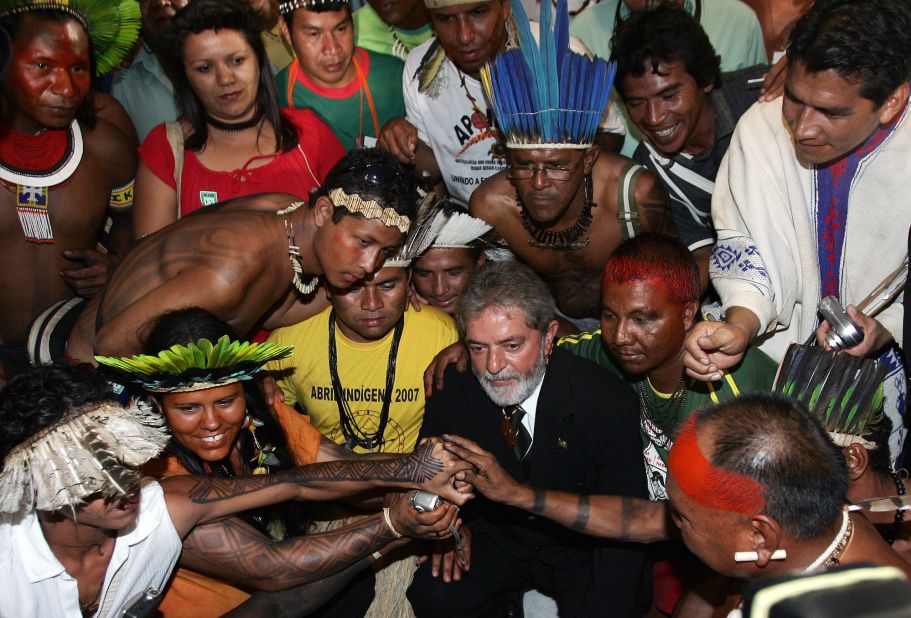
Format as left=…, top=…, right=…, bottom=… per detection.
left=386, top=435, right=520, bottom=581
left=412, top=434, right=518, bottom=507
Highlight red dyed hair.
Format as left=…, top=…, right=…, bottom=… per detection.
left=668, top=417, right=766, bottom=515
left=601, top=233, right=700, bottom=303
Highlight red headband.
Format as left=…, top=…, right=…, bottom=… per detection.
left=668, top=417, right=766, bottom=515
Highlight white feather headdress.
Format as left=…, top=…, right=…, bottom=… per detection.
left=431, top=212, right=493, bottom=249
left=384, top=194, right=449, bottom=268
left=0, top=400, right=169, bottom=514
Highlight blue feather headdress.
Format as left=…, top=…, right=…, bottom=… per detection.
left=480, top=0, right=616, bottom=149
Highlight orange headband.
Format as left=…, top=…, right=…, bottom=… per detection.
left=668, top=417, right=765, bottom=515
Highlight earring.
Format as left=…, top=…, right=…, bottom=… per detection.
left=734, top=549, right=787, bottom=562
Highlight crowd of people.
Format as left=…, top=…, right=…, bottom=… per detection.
left=2, top=0, right=911, bottom=616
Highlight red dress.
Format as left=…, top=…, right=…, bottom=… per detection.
left=139, top=108, right=346, bottom=216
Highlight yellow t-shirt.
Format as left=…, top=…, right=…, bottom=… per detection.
left=267, top=306, right=458, bottom=454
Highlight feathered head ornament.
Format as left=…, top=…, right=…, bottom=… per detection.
left=774, top=343, right=886, bottom=450
left=480, top=0, right=615, bottom=149
left=95, top=335, right=294, bottom=393
left=0, top=399, right=168, bottom=514
left=384, top=193, right=448, bottom=268
left=430, top=205, right=493, bottom=250
left=278, top=0, right=346, bottom=15
left=0, top=0, right=141, bottom=75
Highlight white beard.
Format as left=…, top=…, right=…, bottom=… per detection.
left=474, top=343, right=547, bottom=407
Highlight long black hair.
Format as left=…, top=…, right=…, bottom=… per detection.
left=162, top=0, right=298, bottom=153
left=142, top=307, right=307, bottom=539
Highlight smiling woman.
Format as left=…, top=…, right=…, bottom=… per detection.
left=96, top=307, right=323, bottom=616
left=132, top=0, right=345, bottom=238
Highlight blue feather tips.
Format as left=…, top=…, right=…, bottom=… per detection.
left=480, top=0, right=616, bottom=149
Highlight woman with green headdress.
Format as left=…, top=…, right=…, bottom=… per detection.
left=98, top=307, right=460, bottom=617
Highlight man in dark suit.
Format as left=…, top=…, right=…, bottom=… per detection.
left=407, top=261, right=647, bottom=617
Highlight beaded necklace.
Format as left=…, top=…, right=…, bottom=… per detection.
left=278, top=200, right=319, bottom=295
left=886, top=471, right=907, bottom=545
left=519, top=175, right=596, bottom=249
left=635, top=377, right=688, bottom=438
left=328, top=311, right=404, bottom=451
left=0, top=120, right=83, bottom=243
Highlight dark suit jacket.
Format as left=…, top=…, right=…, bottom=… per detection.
left=420, top=347, right=647, bottom=614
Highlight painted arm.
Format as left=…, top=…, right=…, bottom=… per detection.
left=163, top=439, right=473, bottom=537
left=442, top=435, right=672, bottom=543
left=178, top=491, right=455, bottom=590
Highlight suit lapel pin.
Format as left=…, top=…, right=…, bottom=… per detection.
left=557, top=437, right=568, bottom=449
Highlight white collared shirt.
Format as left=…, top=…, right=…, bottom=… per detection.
left=0, top=478, right=181, bottom=617
left=517, top=377, right=545, bottom=450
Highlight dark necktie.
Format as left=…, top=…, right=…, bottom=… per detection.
left=502, top=405, right=533, bottom=462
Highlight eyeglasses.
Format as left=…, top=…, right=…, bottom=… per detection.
left=507, top=159, right=583, bottom=182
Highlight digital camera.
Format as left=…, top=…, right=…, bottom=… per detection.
left=818, top=296, right=864, bottom=350
left=411, top=490, right=442, bottom=513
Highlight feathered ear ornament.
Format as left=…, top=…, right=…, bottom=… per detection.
left=0, top=400, right=169, bottom=515
left=384, top=193, right=449, bottom=268
left=431, top=211, right=493, bottom=249
left=415, top=38, right=447, bottom=96
left=774, top=343, right=886, bottom=449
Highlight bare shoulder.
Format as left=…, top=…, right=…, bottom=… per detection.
left=632, top=167, right=675, bottom=235
left=594, top=151, right=634, bottom=177
left=93, top=91, right=138, bottom=148
left=218, top=192, right=305, bottom=214
left=590, top=152, right=636, bottom=204
left=81, top=117, right=137, bottom=183
left=469, top=170, right=515, bottom=224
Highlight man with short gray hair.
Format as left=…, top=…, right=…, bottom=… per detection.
left=409, top=261, right=647, bottom=616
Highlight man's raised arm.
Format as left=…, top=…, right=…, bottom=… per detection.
left=442, top=435, right=671, bottom=543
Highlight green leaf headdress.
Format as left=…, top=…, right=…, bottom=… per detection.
left=774, top=343, right=886, bottom=450
left=0, top=0, right=141, bottom=75
left=96, top=335, right=294, bottom=393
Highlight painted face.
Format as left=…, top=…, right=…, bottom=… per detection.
left=182, top=29, right=260, bottom=124
left=140, top=0, right=190, bottom=40
left=329, top=266, right=409, bottom=342
left=621, top=60, right=715, bottom=157
left=465, top=305, right=557, bottom=406
left=289, top=7, right=356, bottom=89
left=3, top=15, right=91, bottom=132
left=429, top=0, right=510, bottom=76
left=509, top=148, right=591, bottom=227
left=411, top=248, right=481, bottom=315
left=368, top=0, right=425, bottom=28
left=783, top=62, right=905, bottom=166
left=666, top=470, right=748, bottom=578
left=60, top=490, right=142, bottom=531
left=161, top=383, right=247, bottom=463
left=600, top=279, right=696, bottom=378
left=313, top=201, right=406, bottom=290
